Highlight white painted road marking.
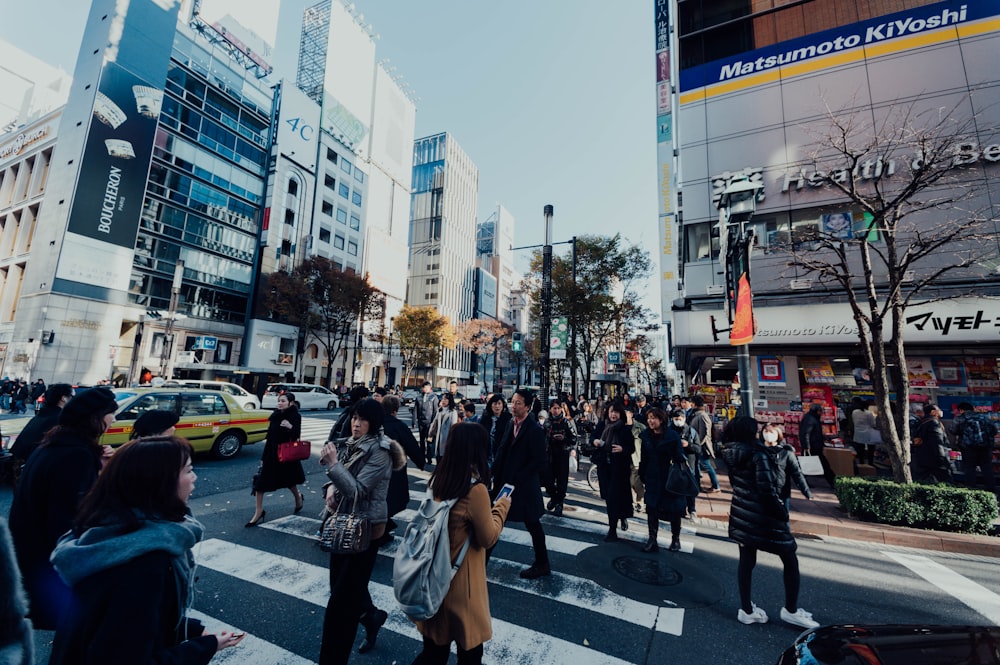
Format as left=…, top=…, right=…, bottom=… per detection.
left=262, top=515, right=686, bottom=635
left=196, top=539, right=638, bottom=664
left=186, top=610, right=314, bottom=665
left=884, top=551, right=1000, bottom=625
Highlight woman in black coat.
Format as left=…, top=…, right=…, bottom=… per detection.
left=479, top=394, right=512, bottom=468
left=8, top=387, right=118, bottom=630
left=590, top=399, right=635, bottom=542
left=720, top=416, right=818, bottom=630
left=638, top=408, right=687, bottom=553
left=246, top=392, right=304, bottom=526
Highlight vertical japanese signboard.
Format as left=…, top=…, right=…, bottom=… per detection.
left=655, top=0, right=678, bottom=320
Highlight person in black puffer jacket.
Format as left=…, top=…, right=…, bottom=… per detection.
left=721, top=416, right=819, bottom=631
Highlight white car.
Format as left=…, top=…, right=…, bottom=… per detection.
left=261, top=383, right=339, bottom=411
left=162, top=380, right=260, bottom=410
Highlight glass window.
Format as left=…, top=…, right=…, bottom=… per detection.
left=322, top=200, right=333, bottom=216
left=118, top=393, right=179, bottom=420
left=341, top=158, right=352, bottom=174
left=334, top=234, right=345, bottom=250
left=353, top=169, right=365, bottom=183
left=326, top=148, right=337, bottom=163
left=180, top=393, right=228, bottom=416
left=319, top=227, right=331, bottom=243
left=352, top=191, right=362, bottom=206
left=336, top=208, right=348, bottom=224
left=339, top=183, right=350, bottom=199
left=684, top=223, right=718, bottom=261
left=350, top=214, right=360, bottom=231
left=324, top=174, right=336, bottom=190
left=347, top=241, right=358, bottom=256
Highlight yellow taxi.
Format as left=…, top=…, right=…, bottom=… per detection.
left=105, top=387, right=270, bottom=459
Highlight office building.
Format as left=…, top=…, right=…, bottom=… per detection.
left=663, top=0, right=1000, bottom=415
left=408, top=132, right=479, bottom=386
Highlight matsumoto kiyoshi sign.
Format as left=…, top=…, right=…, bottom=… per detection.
left=678, top=1, right=992, bottom=92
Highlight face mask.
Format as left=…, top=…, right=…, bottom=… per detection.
left=763, top=432, right=778, bottom=443
left=672, top=419, right=684, bottom=426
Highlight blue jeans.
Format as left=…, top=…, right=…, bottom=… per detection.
left=0, top=394, right=8, bottom=410
left=698, top=455, right=719, bottom=490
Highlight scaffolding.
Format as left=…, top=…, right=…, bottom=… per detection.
left=296, top=0, right=331, bottom=104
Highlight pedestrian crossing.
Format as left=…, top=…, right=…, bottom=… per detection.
left=188, top=467, right=697, bottom=664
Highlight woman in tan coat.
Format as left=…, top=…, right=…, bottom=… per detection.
left=412, top=422, right=510, bottom=665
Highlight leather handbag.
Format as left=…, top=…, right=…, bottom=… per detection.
left=665, top=461, right=700, bottom=497
left=277, top=440, right=311, bottom=463
left=319, top=488, right=371, bottom=554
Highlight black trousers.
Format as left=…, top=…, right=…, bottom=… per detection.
left=412, top=635, right=484, bottom=665
left=961, top=447, right=996, bottom=491
left=737, top=545, right=800, bottom=614
left=548, top=447, right=571, bottom=504
left=486, top=517, right=548, bottom=567
left=319, top=543, right=380, bottom=665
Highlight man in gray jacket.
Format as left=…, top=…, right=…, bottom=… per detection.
left=414, top=381, right=438, bottom=466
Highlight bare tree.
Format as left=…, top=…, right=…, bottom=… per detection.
left=784, top=99, right=998, bottom=482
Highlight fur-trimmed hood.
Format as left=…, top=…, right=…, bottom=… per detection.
left=388, top=438, right=407, bottom=472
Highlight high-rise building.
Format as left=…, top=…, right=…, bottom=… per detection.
left=4, top=0, right=273, bottom=384
left=477, top=204, right=518, bottom=326
left=408, top=132, right=479, bottom=386
left=663, top=0, right=1000, bottom=412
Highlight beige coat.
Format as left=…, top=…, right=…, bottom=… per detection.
left=415, top=482, right=509, bottom=650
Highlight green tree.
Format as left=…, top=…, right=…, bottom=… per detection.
left=786, top=101, right=997, bottom=482
left=264, top=257, right=381, bottom=388
left=455, top=318, right=510, bottom=391
left=524, top=234, right=654, bottom=397
left=393, top=305, right=456, bottom=387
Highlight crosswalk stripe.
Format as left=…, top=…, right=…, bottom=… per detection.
left=259, top=515, right=685, bottom=636
left=542, top=510, right=697, bottom=553
left=884, top=551, right=1000, bottom=625
left=186, top=610, right=314, bottom=665
left=196, top=539, right=637, bottom=664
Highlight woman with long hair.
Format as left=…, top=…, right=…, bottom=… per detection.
left=49, top=436, right=244, bottom=663
left=638, top=407, right=688, bottom=552
left=9, top=387, right=118, bottom=630
left=428, top=392, right=459, bottom=464
left=318, top=399, right=406, bottom=664
left=247, top=392, right=305, bottom=526
left=589, top=399, right=635, bottom=541
left=411, top=423, right=510, bottom=665
left=761, top=424, right=812, bottom=512
left=478, top=394, right=512, bottom=467
left=721, top=416, right=819, bottom=630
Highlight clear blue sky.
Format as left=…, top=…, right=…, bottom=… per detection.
left=0, top=0, right=661, bottom=311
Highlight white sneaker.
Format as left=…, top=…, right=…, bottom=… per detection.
left=737, top=603, right=768, bottom=624
left=781, top=607, right=819, bottom=629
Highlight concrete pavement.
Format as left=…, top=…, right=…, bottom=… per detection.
left=689, top=463, right=1000, bottom=558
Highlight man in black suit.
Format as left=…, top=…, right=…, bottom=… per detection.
left=492, top=388, right=550, bottom=579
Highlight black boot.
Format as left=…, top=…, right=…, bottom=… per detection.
left=604, top=527, right=619, bottom=542
left=669, top=536, right=681, bottom=552
left=358, top=608, right=387, bottom=653
left=641, top=538, right=659, bottom=553
left=643, top=515, right=659, bottom=552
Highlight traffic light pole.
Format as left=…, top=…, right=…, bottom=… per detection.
left=539, top=205, right=554, bottom=410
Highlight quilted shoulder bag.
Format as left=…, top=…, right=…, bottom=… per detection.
left=277, top=439, right=311, bottom=463
left=319, top=486, right=371, bottom=554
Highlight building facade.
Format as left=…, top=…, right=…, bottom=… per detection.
left=408, top=132, right=479, bottom=386
left=2, top=0, right=273, bottom=385
left=664, top=0, right=1000, bottom=419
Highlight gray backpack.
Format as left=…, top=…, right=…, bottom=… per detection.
left=393, top=488, right=471, bottom=621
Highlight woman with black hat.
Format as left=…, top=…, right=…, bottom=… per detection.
left=246, top=392, right=304, bottom=526
left=8, top=387, right=118, bottom=630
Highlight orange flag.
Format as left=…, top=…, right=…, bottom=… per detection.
left=730, top=273, right=754, bottom=345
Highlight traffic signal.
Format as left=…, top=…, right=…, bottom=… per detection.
left=511, top=332, right=523, bottom=353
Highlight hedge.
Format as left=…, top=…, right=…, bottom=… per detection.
left=835, top=477, right=999, bottom=535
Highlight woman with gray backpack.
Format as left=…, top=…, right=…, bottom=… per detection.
left=406, top=422, right=510, bottom=665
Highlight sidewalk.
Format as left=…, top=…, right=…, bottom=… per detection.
left=691, top=467, right=1000, bottom=558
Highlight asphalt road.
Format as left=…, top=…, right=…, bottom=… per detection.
left=3, top=406, right=1000, bottom=664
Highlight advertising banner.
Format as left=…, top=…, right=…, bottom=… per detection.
left=963, top=357, right=999, bottom=392
left=906, top=357, right=938, bottom=387
left=801, top=357, right=835, bottom=384
left=757, top=356, right=786, bottom=386
left=550, top=316, right=568, bottom=360
left=931, top=357, right=966, bottom=387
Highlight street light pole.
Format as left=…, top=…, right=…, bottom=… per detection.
left=540, top=205, right=554, bottom=409
left=718, top=177, right=763, bottom=418
left=159, top=260, right=184, bottom=379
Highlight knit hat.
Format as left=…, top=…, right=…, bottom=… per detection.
left=351, top=397, right=384, bottom=432
left=59, top=387, right=118, bottom=427
left=130, top=409, right=180, bottom=438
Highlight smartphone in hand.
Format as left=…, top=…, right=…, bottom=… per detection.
left=494, top=483, right=514, bottom=504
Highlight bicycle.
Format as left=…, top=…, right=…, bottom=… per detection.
left=586, top=462, right=600, bottom=493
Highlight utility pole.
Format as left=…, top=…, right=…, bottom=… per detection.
left=158, top=260, right=184, bottom=379
left=540, top=205, right=553, bottom=409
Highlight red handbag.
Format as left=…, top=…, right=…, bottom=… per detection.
left=277, top=440, right=311, bottom=463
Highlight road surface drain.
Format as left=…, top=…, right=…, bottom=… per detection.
left=612, top=556, right=682, bottom=586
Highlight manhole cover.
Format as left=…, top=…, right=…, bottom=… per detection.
left=612, top=556, right=682, bottom=586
